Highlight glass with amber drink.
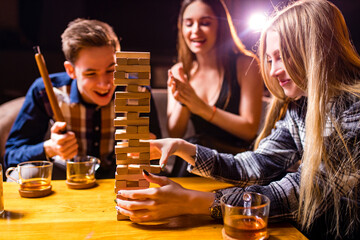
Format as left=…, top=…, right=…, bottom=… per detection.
left=66, top=155, right=100, bottom=189
left=5, top=161, right=53, bottom=197
left=221, top=192, right=270, bottom=240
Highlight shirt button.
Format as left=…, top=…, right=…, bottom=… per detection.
left=94, top=142, right=99, bottom=147
left=95, top=126, right=100, bottom=131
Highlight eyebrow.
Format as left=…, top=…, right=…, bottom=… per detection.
left=184, top=16, right=214, bottom=21
left=84, top=62, right=115, bottom=72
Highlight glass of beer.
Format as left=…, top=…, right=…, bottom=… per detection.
left=66, top=155, right=100, bottom=189
left=5, top=161, right=53, bottom=198
left=221, top=192, right=270, bottom=240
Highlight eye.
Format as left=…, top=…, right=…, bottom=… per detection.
left=200, top=20, right=211, bottom=26
left=83, top=72, right=96, bottom=77
left=184, top=19, right=193, bottom=27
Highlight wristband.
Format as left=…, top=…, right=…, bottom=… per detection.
left=208, top=105, right=217, bottom=122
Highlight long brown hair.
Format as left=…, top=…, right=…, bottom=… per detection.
left=177, top=0, right=257, bottom=107
left=257, top=0, right=360, bottom=237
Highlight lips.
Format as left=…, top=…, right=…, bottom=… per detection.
left=279, top=79, right=290, bottom=87
left=191, top=38, right=206, bottom=46
left=94, top=90, right=110, bottom=97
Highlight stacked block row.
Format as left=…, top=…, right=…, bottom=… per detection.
left=113, top=51, right=158, bottom=220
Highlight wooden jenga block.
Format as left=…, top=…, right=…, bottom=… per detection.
left=115, top=92, right=150, bottom=99
left=116, top=165, right=128, bottom=175
left=139, top=179, right=150, bottom=187
left=116, top=51, right=150, bottom=59
left=126, top=84, right=139, bottom=92
left=115, top=64, right=150, bottom=73
left=114, top=71, right=126, bottom=79
left=114, top=117, right=149, bottom=126
left=115, top=129, right=149, bottom=140
left=126, top=126, right=137, bottom=134
left=115, top=146, right=149, bottom=154
left=126, top=112, right=139, bottom=119
left=116, top=158, right=150, bottom=165
left=115, top=173, right=143, bottom=181
left=138, top=58, right=150, bottom=65
left=114, top=105, right=150, bottom=113
left=137, top=72, right=150, bottom=79
left=139, top=152, right=150, bottom=160
left=114, top=99, right=127, bottom=106
left=116, top=58, right=128, bottom=65
left=138, top=98, right=150, bottom=106
left=114, top=78, right=150, bottom=86
left=138, top=126, right=149, bottom=134
left=128, top=139, right=140, bottom=147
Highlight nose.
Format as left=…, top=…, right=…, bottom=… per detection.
left=97, top=73, right=112, bottom=88
left=269, top=61, right=284, bottom=78
left=191, top=21, right=200, bottom=34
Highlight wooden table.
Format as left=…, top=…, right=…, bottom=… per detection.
left=0, top=178, right=307, bottom=239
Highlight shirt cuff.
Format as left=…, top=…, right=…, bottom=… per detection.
left=188, top=144, right=217, bottom=177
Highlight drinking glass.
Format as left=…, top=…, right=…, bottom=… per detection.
left=5, top=161, right=53, bottom=198
left=66, top=155, right=100, bottom=189
left=221, top=192, right=270, bottom=240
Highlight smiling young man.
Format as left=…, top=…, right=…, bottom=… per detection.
left=4, top=19, right=161, bottom=179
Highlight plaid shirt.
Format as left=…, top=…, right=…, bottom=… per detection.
left=5, top=72, right=115, bottom=172
left=190, top=96, right=360, bottom=222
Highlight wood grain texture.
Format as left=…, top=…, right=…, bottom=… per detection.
left=1, top=179, right=308, bottom=240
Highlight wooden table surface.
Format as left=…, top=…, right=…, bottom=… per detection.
left=0, top=178, right=308, bottom=240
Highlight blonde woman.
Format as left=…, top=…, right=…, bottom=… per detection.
left=116, top=0, right=359, bottom=238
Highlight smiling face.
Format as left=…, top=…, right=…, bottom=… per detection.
left=181, top=1, right=218, bottom=55
left=64, top=46, right=116, bottom=106
left=265, top=30, right=305, bottom=99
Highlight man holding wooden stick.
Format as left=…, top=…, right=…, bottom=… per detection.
left=5, top=19, right=161, bottom=179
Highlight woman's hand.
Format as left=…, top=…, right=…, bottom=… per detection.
left=116, top=171, right=214, bottom=223
left=43, top=122, right=78, bottom=160
left=168, top=68, right=209, bottom=117
left=149, top=138, right=196, bottom=168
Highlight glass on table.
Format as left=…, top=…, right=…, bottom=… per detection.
left=66, top=155, right=100, bottom=189
left=5, top=161, right=53, bottom=198
left=221, top=192, right=270, bottom=240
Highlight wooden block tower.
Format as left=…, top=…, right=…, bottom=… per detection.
left=113, top=51, right=159, bottom=220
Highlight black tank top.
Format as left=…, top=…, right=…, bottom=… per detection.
left=189, top=54, right=251, bottom=154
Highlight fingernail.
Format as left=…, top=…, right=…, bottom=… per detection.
left=117, top=190, right=122, bottom=194
left=143, top=169, right=150, bottom=176
left=160, top=164, right=165, bottom=170
left=115, top=206, right=121, bottom=211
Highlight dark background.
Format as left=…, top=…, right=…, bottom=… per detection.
left=1, top=0, right=359, bottom=104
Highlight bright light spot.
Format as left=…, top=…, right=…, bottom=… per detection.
left=248, top=13, right=267, bottom=32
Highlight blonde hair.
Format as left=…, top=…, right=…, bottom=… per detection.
left=257, top=0, right=360, bottom=237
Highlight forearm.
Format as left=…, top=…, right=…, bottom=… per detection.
left=167, top=102, right=191, bottom=138
left=5, top=142, right=46, bottom=168
left=173, top=139, right=197, bottom=166
left=210, top=108, right=260, bottom=141
left=184, top=189, right=215, bottom=215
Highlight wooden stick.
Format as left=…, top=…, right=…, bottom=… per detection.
left=33, top=46, right=65, bottom=122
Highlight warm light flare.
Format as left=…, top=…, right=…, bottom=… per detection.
left=248, top=13, right=267, bottom=32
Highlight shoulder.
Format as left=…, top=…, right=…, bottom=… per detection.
left=31, top=72, right=71, bottom=89
left=234, top=54, right=261, bottom=86
left=235, top=54, right=260, bottom=74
